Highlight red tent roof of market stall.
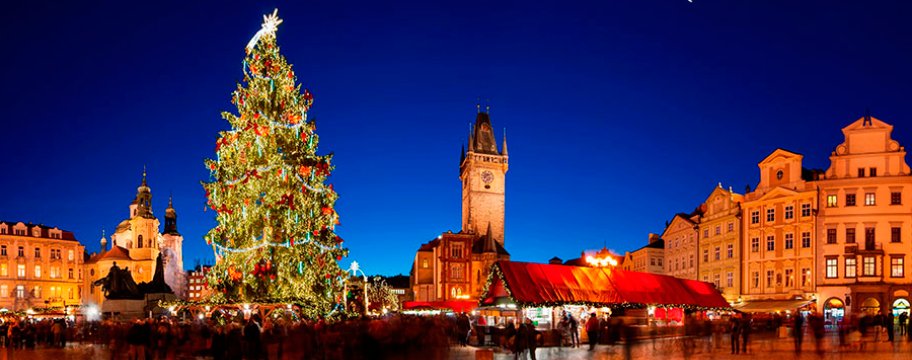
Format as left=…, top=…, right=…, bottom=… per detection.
left=480, top=261, right=730, bottom=310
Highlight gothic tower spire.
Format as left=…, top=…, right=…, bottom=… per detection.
left=164, top=194, right=179, bottom=235
left=460, top=106, right=508, bottom=246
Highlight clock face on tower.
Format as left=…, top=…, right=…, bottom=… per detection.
left=481, top=170, right=494, bottom=184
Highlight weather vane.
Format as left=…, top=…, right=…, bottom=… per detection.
left=246, top=9, right=284, bottom=51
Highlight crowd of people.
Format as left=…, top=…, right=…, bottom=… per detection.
left=0, top=313, right=467, bottom=359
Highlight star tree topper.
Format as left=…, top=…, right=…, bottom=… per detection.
left=246, top=9, right=284, bottom=51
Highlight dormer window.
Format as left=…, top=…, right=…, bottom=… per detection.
left=32, top=227, right=40, bottom=237
left=776, top=170, right=783, bottom=180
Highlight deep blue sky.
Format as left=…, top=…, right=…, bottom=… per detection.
left=2, top=1, right=911, bottom=275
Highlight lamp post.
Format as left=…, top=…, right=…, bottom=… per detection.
left=348, top=261, right=369, bottom=314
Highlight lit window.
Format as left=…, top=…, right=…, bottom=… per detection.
left=726, top=272, right=733, bottom=288
left=421, top=259, right=428, bottom=269
left=863, top=256, right=876, bottom=276
left=801, top=268, right=811, bottom=286
left=35, top=265, right=41, bottom=278
left=68, top=250, right=74, bottom=261
left=766, top=270, right=774, bottom=287
left=751, top=238, right=759, bottom=253
left=752, top=272, right=759, bottom=288
left=17, top=264, right=25, bottom=278
left=827, top=195, right=838, bottom=207
left=0, top=285, right=6, bottom=298
left=865, top=193, right=876, bottom=206
left=826, top=258, right=838, bottom=278
left=845, top=258, right=856, bottom=278
left=892, top=257, right=904, bottom=278
left=785, top=269, right=794, bottom=287
left=15, top=285, right=25, bottom=299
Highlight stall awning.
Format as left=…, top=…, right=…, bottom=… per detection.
left=732, top=299, right=813, bottom=313
left=480, top=261, right=731, bottom=310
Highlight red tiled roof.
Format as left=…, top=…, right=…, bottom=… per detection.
left=87, top=246, right=132, bottom=263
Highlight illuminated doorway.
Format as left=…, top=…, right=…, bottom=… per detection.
left=824, top=298, right=845, bottom=324
left=893, top=298, right=910, bottom=317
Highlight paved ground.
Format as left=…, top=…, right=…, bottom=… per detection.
left=4, top=334, right=912, bottom=359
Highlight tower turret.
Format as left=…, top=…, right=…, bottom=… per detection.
left=164, top=195, right=179, bottom=235
left=132, top=167, right=154, bottom=218
left=460, top=107, right=508, bottom=245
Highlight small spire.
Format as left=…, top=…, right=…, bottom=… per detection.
left=168, top=193, right=174, bottom=208
left=718, top=182, right=722, bottom=188
left=142, top=165, right=148, bottom=186
left=476, top=103, right=481, bottom=113
left=864, top=108, right=872, bottom=126
left=467, top=123, right=475, bottom=152
left=502, top=128, right=508, bottom=156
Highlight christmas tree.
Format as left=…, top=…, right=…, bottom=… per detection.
left=203, top=9, right=347, bottom=314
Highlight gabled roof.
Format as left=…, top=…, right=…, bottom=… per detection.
left=759, top=148, right=803, bottom=165
left=637, top=238, right=665, bottom=251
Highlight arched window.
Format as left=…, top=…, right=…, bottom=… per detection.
left=137, top=235, right=143, bottom=248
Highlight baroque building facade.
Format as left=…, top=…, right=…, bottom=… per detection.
left=697, top=185, right=743, bottom=303
left=662, top=211, right=701, bottom=280
left=411, top=109, right=510, bottom=302
left=84, top=171, right=187, bottom=305
left=0, top=222, right=84, bottom=311
left=741, top=149, right=819, bottom=302
left=815, top=116, right=912, bottom=317
left=621, top=233, right=664, bottom=274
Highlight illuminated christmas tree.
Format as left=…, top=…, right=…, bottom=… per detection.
left=203, top=9, right=347, bottom=313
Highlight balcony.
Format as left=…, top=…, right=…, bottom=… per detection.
left=846, top=242, right=884, bottom=255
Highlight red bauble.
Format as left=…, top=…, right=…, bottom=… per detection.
left=336, top=255, right=342, bottom=261
left=325, top=274, right=331, bottom=279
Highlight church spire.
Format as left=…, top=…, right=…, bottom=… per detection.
left=133, top=167, right=153, bottom=218
left=483, top=222, right=496, bottom=253
left=467, top=123, right=475, bottom=152
left=502, top=128, right=508, bottom=156
left=164, top=194, right=179, bottom=235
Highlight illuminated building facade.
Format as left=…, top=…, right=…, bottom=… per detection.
left=815, top=116, right=912, bottom=317
left=0, top=222, right=84, bottom=311
left=621, top=234, right=664, bottom=274
left=741, top=149, right=819, bottom=301
left=663, top=211, right=701, bottom=280
left=697, top=184, right=744, bottom=303
left=411, top=108, right=510, bottom=302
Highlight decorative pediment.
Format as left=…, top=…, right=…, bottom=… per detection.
left=759, top=148, right=803, bottom=166
left=754, top=186, right=801, bottom=201
left=842, top=116, right=892, bottom=132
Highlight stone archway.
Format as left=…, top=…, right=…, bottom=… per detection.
left=893, top=298, right=910, bottom=317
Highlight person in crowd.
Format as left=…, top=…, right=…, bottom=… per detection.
left=729, top=316, right=740, bottom=355
left=899, top=312, right=908, bottom=337
left=585, top=313, right=600, bottom=351
left=503, top=320, right=516, bottom=352
left=622, top=320, right=637, bottom=360
left=569, top=313, right=579, bottom=348
left=794, top=312, right=804, bottom=353
left=740, top=314, right=751, bottom=354
left=243, top=316, right=263, bottom=360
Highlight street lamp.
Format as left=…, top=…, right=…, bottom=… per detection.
left=346, top=261, right=369, bottom=313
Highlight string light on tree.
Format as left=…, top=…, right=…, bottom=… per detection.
left=203, top=8, right=348, bottom=313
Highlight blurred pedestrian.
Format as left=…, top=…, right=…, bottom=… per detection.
left=729, top=317, right=740, bottom=354
left=794, top=313, right=804, bottom=353
left=586, top=313, right=599, bottom=351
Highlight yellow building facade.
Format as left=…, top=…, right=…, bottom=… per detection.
left=663, top=212, right=700, bottom=280
left=621, top=233, right=664, bottom=274
left=741, top=149, right=818, bottom=301
left=0, top=222, right=84, bottom=311
left=697, top=185, right=743, bottom=303
left=815, top=116, right=912, bottom=318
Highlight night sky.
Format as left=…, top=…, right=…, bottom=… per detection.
left=2, top=1, right=911, bottom=276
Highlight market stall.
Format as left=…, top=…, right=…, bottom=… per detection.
left=478, top=261, right=732, bottom=345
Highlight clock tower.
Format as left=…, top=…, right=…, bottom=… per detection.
left=460, top=108, right=508, bottom=245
